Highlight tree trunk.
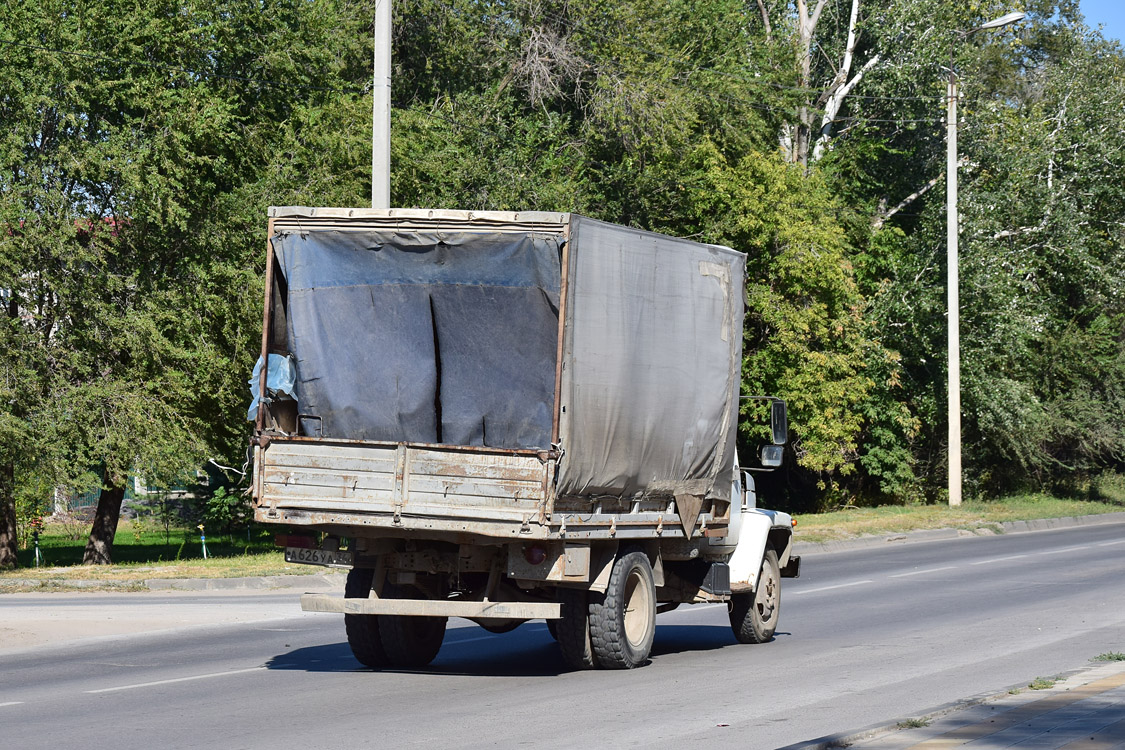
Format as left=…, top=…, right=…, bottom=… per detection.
left=83, top=471, right=126, bottom=565
left=0, top=462, right=17, bottom=570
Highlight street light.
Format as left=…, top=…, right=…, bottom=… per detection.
left=372, top=0, right=392, bottom=209
left=946, top=10, right=1025, bottom=506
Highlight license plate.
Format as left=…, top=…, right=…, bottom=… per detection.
left=285, top=547, right=354, bottom=567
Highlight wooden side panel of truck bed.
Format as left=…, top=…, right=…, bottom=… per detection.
left=254, top=437, right=552, bottom=539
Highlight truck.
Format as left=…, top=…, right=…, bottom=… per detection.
left=250, top=206, right=800, bottom=670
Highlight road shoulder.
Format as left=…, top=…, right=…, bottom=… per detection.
left=793, top=511, right=1125, bottom=555
left=788, top=658, right=1125, bottom=749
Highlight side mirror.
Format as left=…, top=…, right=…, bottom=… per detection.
left=771, top=399, right=788, bottom=445
left=760, top=444, right=784, bottom=468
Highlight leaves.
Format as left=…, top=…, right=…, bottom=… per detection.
left=0, top=0, right=1121, bottom=538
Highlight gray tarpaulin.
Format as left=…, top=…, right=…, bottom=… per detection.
left=555, top=217, right=744, bottom=501
left=268, top=210, right=743, bottom=504
left=273, top=229, right=562, bottom=449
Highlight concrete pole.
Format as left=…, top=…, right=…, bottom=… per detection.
left=372, top=0, right=392, bottom=209
left=946, top=70, right=962, bottom=507
left=942, top=11, right=1023, bottom=507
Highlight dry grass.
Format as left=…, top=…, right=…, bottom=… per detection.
left=793, top=494, right=1124, bottom=544
left=0, top=551, right=320, bottom=592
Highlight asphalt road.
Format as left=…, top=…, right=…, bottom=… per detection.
left=2, top=522, right=1124, bottom=749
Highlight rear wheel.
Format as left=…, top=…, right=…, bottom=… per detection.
left=344, top=568, right=389, bottom=669
left=589, top=550, right=656, bottom=669
left=729, top=547, right=780, bottom=644
left=556, top=587, right=596, bottom=669
left=378, top=583, right=447, bottom=669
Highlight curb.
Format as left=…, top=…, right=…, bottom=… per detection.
left=792, top=511, right=1125, bottom=556
left=143, top=572, right=347, bottom=591
left=779, top=658, right=1125, bottom=750
left=0, top=572, right=347, bottom=593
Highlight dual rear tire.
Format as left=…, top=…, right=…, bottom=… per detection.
left=344, top=569, right=447, bottom=670
left=558, top=549, right=657, bottom=670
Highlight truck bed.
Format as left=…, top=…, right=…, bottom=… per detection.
left=255, top=437, right=552, bottom=539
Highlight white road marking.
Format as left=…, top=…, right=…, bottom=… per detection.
left=0, top=702, right=24, bottom=708
left=970, top=554, right=1028, bottom=566
left=1098, top=540, right=1125, bottom=546
left=791, top=580, right=874, bottom=595
left=890, top=566, right=956, bottom=578
left=1037, top=546, right=1089, bottom=555
left=85, top=666, right=266, bottom=694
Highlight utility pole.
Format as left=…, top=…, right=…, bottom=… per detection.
left=946, top=63, right=961, bottom=506
left=945, top=10, right=1024, bottom=506
left=372, top=0, right=392, bottom=209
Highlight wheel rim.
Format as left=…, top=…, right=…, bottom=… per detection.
left=623, top=566, right=655, bottom=648
left=755, top=564, right=779, bottom=624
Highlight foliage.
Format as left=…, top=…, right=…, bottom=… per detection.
left=0, top=0, right=374, bottom=562
left=0, top=0, right=1123, bottom=525
left=203, top=486, right=252, bottom=539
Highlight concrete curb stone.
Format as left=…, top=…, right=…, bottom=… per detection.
left=143, top=572, right=347, bottom=591
left=780, top=659, right=1125, bottom=749
left=792, top=510, right=1125, bottom=556
left=0, top=572, right=347, bottom=593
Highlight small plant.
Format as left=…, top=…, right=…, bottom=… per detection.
left=1095, top=652, right=1125, bottom=662
left=55, top=514, right=91, bottom=541
left=897, top=718, right=931, bottom=729
left=204, top=486, right=251, bottom=541
left=1028, top=676, right=1058, bottom=690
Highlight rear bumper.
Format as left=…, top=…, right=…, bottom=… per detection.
left=300, top=593, right=561, bottom=620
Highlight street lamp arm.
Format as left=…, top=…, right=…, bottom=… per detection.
left=979, top=11, right=1027, bottom=31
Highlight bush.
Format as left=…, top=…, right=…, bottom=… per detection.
left=204, top=486, right=252, bottom=539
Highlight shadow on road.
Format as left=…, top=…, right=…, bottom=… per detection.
left=266, top=622, right=771, bottom=676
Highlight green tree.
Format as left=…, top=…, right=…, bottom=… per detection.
left=0, top=0, right=375, bottom=563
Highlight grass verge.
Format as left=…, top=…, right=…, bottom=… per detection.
left=793, top=494, right=1124, bottom=544
left=0, top=519, right=324, bottom=592
left=0, top=552, right=323, bottom=592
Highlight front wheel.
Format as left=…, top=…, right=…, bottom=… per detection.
left=589, top=549, right=657, bottom=669
left=729, top=547, right=780, bottom=644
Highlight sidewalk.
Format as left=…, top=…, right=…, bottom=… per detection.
left=802, top=660, right=1125, bottom=749
left=0, top=574, right=345, bottom=654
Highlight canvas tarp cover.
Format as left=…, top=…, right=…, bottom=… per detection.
left=272, top=229, right=562, bottom=449
left=556, top=217, right=744, bottom=501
